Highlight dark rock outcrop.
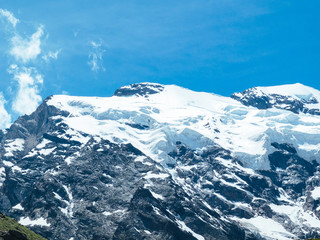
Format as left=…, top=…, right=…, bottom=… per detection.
left=113, top=83, right=164, bottom=97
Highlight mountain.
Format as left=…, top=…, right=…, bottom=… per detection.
left=1, top=82, right=320, bottom=240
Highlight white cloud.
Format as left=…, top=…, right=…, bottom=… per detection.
left=8, top=65, right=43, bottom=115
left=10, top=25, right=44, bottom=63
left=88, top=41, right=106, bottom=72
left=5, top=25, right=45, bottom=117
left=0, top=93, right=11, bottom=129
left=42, top=49, right=61, bottom=62
left=0, top=9, right=19, bottom=27
left=91, top=41, right=101, bottom=48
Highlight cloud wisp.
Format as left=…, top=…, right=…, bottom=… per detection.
left=0, top=93, right=11, bottom=129
left=8, top=65, right=43, bottom=115
left=42, top=50, right=61, bottom=63
left=10, top=25, right=44, bottom=63
left=0, top=8, right=19, bottom=27
left=88, top=41, right=106, bottom=73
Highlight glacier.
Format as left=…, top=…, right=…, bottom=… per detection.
left=47, top=82, right=320, bottom=170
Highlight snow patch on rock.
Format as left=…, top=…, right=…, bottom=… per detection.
left=19, top=216, right=50, bottom=227
left=4, top=138, right=25, bottom=157
left=231, top=216, right=295, bottom=240
left=311, top=187, right=320, bottom=200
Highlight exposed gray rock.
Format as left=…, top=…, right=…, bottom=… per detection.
left=113, top=83, right=164, bottom=97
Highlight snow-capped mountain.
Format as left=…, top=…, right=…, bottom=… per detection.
left=231, top=83, right=320, bottom=115
left=1, top=82, right=320, bottom=240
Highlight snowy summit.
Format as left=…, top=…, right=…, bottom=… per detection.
left=47, top=82, right=320, bottom=170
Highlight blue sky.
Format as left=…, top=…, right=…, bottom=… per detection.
left=0, top=0, right=319, bottom=127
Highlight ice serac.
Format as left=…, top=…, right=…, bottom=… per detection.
left=231, top=83, right=320, bottom=115
left=0, top=82, right=320, bottom=240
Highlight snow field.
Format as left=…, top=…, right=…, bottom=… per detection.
left=47, top=83, right=320, bottom=170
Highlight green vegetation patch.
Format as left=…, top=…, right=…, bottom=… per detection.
left=0, top=212, right=46, bottom=240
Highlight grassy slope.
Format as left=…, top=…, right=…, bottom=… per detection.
left=0, top=213, right=46, bottom=240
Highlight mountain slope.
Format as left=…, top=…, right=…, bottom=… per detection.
left=0, top=82, right=320, bottom=240
left=0, top=212, right=46, bottom=240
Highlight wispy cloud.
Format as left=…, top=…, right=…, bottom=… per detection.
left=8, top=65, right=43, bottom=115
left=10, top=25, right=44, bottom=63
left=42, top=49, right=61, bottom=63
left=88, top=40, right=106, bottom=72
left=0, top=93, right=11, bottom=129
left=7, top=21, right=45, bottom=116
left=0, top=9, right=19, bottom=27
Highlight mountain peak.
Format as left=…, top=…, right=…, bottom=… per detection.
left=254, top=83, right=320, bottom=101
left=113, top=82, right=164, bottom=97
left=231, top=83, right=320, bottom=114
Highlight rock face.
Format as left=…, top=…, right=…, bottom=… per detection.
left=1, top=83, right=320, bottom=240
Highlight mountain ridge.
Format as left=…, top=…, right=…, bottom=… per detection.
left=231, top=83, right=320, bottom=115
